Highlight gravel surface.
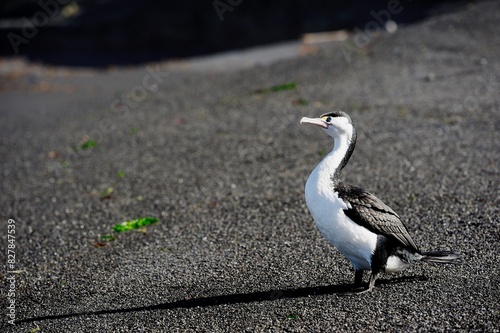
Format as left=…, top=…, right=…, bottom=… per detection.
left=1, top=1, right=499, bottom=332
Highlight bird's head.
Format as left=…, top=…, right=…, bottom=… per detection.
left=300, top=111, right=355, bottom=140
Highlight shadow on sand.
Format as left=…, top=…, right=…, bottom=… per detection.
left=17, top=275, right=428, bottom=324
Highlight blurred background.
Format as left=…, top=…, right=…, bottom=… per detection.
left=1, top=0, right=467, bottom=67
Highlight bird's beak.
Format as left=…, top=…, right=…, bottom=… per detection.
left=300, top=117, right=328, bottom=129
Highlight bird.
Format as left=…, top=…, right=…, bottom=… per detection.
left=300, top=111, right=461, bottom=292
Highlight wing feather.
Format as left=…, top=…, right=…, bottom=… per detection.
left=335, top=182, right=419, bottom=252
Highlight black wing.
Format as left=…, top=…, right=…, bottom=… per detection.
left=335, top=182, right=419, bottom=252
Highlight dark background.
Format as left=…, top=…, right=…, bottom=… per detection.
left=1, top=0, right=469, bottom=66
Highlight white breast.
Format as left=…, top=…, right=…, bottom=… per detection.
left=305, top=168, right=378, bottom=271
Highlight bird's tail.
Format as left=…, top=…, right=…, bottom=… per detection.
left=421, top=250, right=462, bottom=264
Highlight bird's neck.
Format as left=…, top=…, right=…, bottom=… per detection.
left=317, top=133, right=356, bottom=185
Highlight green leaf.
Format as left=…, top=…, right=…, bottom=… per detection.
left=113, top=217, right=158, bottom=233
left=101, top=234, right=116, bottom=241
left=80, top=140, right=97, bottom=150
left=255, top=82, right=297, bottom=94
left=117, top=170, right=125, bottom=178
left=269, top=82, right=296, bottom=92
left=100, top=187, right=114, bottom=197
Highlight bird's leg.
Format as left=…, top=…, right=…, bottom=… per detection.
left=343, top=270, right=365, bottom=293
left=366, top=272, right=379, bottom=291
left=342, top=270, right=376, bottom=295
left=351, top=272, right=380, bottom=294
left=354, top=270, right=364, bottom=286
left=356, top=272, right=379, bottom=294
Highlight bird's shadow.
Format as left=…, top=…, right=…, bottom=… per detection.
left=17, top=275, right=428, bottom=324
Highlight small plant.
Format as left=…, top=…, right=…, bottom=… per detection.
left=95, top=218, right=159, bottom=247
left=100, top=187, right=114, bottom=200
left=80, top=139, right=97, bottom=150
left=113, top=217, right=158, bottom=233
left=101, top=234, right=116, bottom=242
left=254, top=82, right=297, bottom=94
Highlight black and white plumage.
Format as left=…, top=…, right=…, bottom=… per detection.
left=300, top=111, right=461, bottom=292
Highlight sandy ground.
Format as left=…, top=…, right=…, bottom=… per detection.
left=1, top=1, right=499, bottom=331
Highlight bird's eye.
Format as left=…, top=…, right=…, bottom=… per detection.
left=325, top=116, right=332, bottom=123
